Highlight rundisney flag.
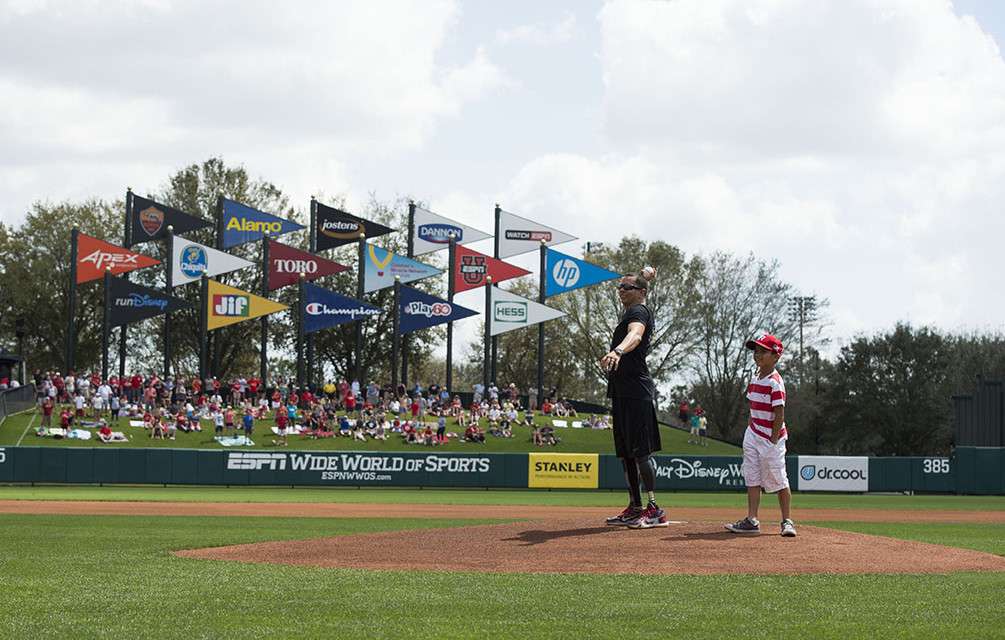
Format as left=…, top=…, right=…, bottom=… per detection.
left=128, top=194, right=212, bottom=246
left=108, top=276, right=191, bottom=328
left=399, top=285, right=478, bottom=335
left=77, top=233, right=160, bottom=284
left=315, top=201, right=395, bottom=251
left=267, top=239, right=349, bottom=291
left=489, top=286, right=566, bottom=337
left=302, top=283, right=381, bottom=334
left=207, top=280, right=288, bottom=331
left=220, top=197, right=304, bottom=249
left=544, top=248, right=621, bottom=297
left=497, top=209, right=576, bottom=259
left=171, top=237, right=255, bottom=287
left=364, top=244, right=442, bottom=293
left=451, top=245, right=531, bottom=294
left=412, top=206, right=492, bottom=257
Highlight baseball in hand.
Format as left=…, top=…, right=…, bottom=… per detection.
left=641, top=265, right=656, bottom=280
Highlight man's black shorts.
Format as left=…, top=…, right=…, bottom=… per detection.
left=611, top=397, right=661, bottom=458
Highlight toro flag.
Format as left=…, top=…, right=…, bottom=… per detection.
left=452, top=245, right=531, bottom=294
left=315, top=201, right=394, bottom=251
left=364, top=244, right=442, bottom=293
left=412, top=206, right=491, bottom=256
left=207, top=280, right=288, bottom=331
left=489, top=286, right=565, bottom=337
left=303, top=283, right=381, bottom=334
left=128, top=194, right=211, bottom=246
left=399, top=285, right=478, bottom=335
left=544, top=249, right=621, bottom=297
left=268, top=239, right=349, bottom=291
left=108, top=276, right=191, bottom=328
left=220, top=197, right=305, bottom=249
left=497, top=209, right=576, bottom=259
left=77, top=233, right=160, bottom=284
left=171, top=237, right=255, bottom=287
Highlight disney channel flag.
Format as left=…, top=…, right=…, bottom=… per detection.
left=170, top=237, right=255, bottom=287
left=497, top=209, right=576, bottom=259
left=314, top=201, right=395, bottom=251
left=220, top=197, right=304, bottom=249
left=364, top=244, right=442, bottom=293
left=302, top=283, right=381, bottom=334
left=267, top=239, right=349, bottom=291
left=207, top=280, right=288, bottom=331
left=544, top=248, right=621, bottom=297
left=489, top=286, right=566, bottom=337
left=128, top=194, right=211, bottom=246
left=451, top=245, right=531, bottom=294
left=412, top=206, right=492, bottom=257
left=108, top=276, right=191, bottom=328
left=399, top=285, right=478, bottom=335
left=76, top=233, right=160, bottom=284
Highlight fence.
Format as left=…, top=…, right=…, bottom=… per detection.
left=0, top=384, right=35, bottom=420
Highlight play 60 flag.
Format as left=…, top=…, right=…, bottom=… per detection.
left=303, top=283, right=381, bottom=334
left=207, top=280, right=288, bottom=330
left=220, top=197, right=304, bottom=249
left=399, top=285, right=478, bottom=334
left=544, top=249, right=621, bottom=297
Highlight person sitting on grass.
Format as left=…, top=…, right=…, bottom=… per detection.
left=373, top=418, right=388, bottom=441
left=422, top=423, right=436, bottom=446
left=98, top=421, right=115, bottom=443
left=540, top=398, right=554, bottom=416
left=540, top=425, right=558, bottom=446
left=402, top=420, right=417, bottom=443
left=175, top=411, right=189, bottom=433
left=151, top=416, right=166, bottom=439
left=353, top=420, right=368, bottom=442
left=338, top=415, right=352, bottom=437
left=464, top=423, right=485, bottom=444
left=450, top=395, right=462, bottom=417
left=164, top=416, right=177, bottom=440
left=520, top=409, right=535, bottom=428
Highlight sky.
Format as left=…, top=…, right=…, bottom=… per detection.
left=3, top=0, right=1005, bottom=357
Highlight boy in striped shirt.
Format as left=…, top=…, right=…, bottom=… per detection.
left=725, top=334, right=796, bottom=537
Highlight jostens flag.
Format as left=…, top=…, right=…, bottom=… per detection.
left=315, top=201, right=395, bottom=251
left=220, top=197, right=305, bottom=249
left=399, top=285, right=478, bottom=335
left=128, top=194, right=212, bottom=246
left=489, top=286, right=566, bottom=337
left=302, top=283, right=381, bottom=334
left=108, top=276, right=191, bottom=328
left=207, top=280, right=288, bottom=330
left=364, top=244, right=442, bottom=293
left=412, top=206, right=492, bottom=257
left=267, top=239, right=350, bottom=291
left=544, top=248, right=621, bottom=297
left=77, top=233, right=160, bottom=284
left=171, top=237, right=255, bottom=287
left=497, top=209, right=576, bottom=259
left=451, top=245, right=531, bottom=294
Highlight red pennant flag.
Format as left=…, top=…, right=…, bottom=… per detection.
left=452, top=245, right=531, bottom=294
left=268, top=239, right=350, bottom=291
left=77, top=233, right=160, bottom=284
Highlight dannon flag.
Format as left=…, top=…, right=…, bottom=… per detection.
left=128, top=194, right=211, bottom=246
left=412, top=206, right=491, bottom=256
left=399, top=285, right=478, bottom=335
left=303, top=283, right=381, bottom=334
left=77, top=233, right=160, bottom=284
left=544, top=249, right=621, bottom=297
left=108, top=276, right=191, bottom=328
left=364, top=244, right=441, bottom=293
left=452, top=245, right=531, bottom=294
left=220, top=197, right=304, bottom=249
left=268, top=239, right=349, bottom=291
left=315, top=201, right=394, bottom=251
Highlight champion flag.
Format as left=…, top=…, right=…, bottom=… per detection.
left=451, top=245, right=531, bottom=294
left=207, top=280, right=288, bottom=330
left=497, top=209, right=576, bottom=259
left=364, top=244, right=442, bottom=293
left=220, top=197, right=305, bottom=249
left=399, top=285, right=478, bottom=334
left=108, top=276, right=191, bottom=328
left=412, top=206, right=492, bottom=256
left=302, top=283, right=381, bottom=334
left=268, top=239, right=350, bottom=291
left=171, top=237, right=255, bottom=287
left=77, top=233, right=160, bottom=284
left=128, top=194, right=212, bottom=246
left=489, top=287, right=566, bottom=337
left=544, top=249, right=621, bottom=297
left=315, top=201, right=395, bottom=251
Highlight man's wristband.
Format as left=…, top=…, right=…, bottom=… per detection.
left=614, top=348, right=624, bottom=356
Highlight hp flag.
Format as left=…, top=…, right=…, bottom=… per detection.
left=220, top=198, right=304, bottom=248
left=544, top=249, right=621, bottom=297
left=489, top=287, right=565, bottom=336
left=412, top=206, right=491, bottom=256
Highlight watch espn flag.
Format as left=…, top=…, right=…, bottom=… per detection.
left=451, top=245, right=531, bottom=294
left=76, top=233, right=160, bottom=284
left=207, top=279, right=288, bottom=331
left=128, top=194, right=212, bottom=246
left=496, top=209, right=576, bottom=259
left=268, top=239, right=350, bottom=291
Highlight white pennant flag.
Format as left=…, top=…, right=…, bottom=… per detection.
left=489, top=286, right=566, bottom=336
left=171, top=237, right=255, bottom=287
left=412, top=206, right=492, bottom=256
left=497, top=209, right=577, bottom=259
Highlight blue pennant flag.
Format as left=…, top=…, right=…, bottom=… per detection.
left=544, top=248, right=621, bottom=297
left=399, top=285, right=478, bottom=335
left=364, top=243, right=442, bottom=293
left=303, top=283, right=381, bottom=334
left=221, top=197, right=305, bottom=249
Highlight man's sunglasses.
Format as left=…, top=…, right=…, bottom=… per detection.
left=616, top=283, right=644, bottom=291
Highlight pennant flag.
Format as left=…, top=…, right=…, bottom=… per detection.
left=452, top=245, right=531, bottom=294
left=128, top=194, right=211, bottom=246
left=171, top=237, right=255, bottom=287
left=108, top=276, right=191, bottom=328
left=544, top=248, right=621, bottom=297
left=207, top=280, right=288, bottom=331
left=303, top=283, right=381, bottom=334
left=364, top=244, right=442, bottom=293
left=399, top=285, right=478, bottom=335
left=77, top=233, right=160, bottom=284
left=412, top=206, right=492, bottom=256
left=315, top=201, right=395, bottom=251
left=268, top=239, right=350, bottom=291
left=497, top=209, right=577, bottom=259
left=220, top=197, right=305, bottom=249
left=489, top=287, right=566, bottom=337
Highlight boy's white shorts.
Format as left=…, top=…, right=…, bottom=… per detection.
left=741, top=428, right=789, bottom=493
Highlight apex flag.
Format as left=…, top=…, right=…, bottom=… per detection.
left=315, top=201, right=395, bottom=251
left=171, top=237, right=255, bottom=287
left=412, top=206, right=492, bottom=256
left=77, top=233, right=160, bottom=284
left=544, top=249, right=621, bottom=297
left=399, top=285, right=478, bottom=335
left=207, top=280, right=288, bottom=330
left=364, top=244, right=442, bottom=293
left=497, top=209, right=576, bottom=259
left=268, top=239, right=349, bottom=291
left=128, top=194, right=211, bottom=246
left=452, top=245, right=531, bottom=294
left=220, top=197, right=305, bottom=249
left=303, top=283, right=381, bottom=334
left=489, top=286, right=566, bottom=337
left=108, top=277, right=191, bottom=328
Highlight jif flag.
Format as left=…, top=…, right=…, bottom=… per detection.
left=77, top=233, right=160, bottom=284
left=452, top=245, right=530, bottom=294
left=497, top=209, right=576, bottom=259
left=207, top=280, right=288, bottom=331
left=412, top=206, right=492, bottom=257
left=172, top=237, right=255, bottom=287
left=489, top=286, right=566, bottom=336
left=108, top=277, right=191, bottom=328
left=315, top=201, right=394, bottom=251
left=220, top=197, right=304, bottom=249
left=544, top=249, right=621, bottom=297
left=303, top=283, right=381, bottom=334
left=268, top=239, right=349, bottom=291
left=128, top=194, right=211, bottom=246
left=364, top=244, right=442, bottom=293
left=399, top=285, right=478, bottom=335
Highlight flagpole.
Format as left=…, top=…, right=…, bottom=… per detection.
left=392, top=276, right=401, bottom=392
left=163, top=226, right=174, bottom=378
left=260, top=238, right=270, bottom=389
left=119, top=188, right=131, bottom=379
left=102, top=268, right=111, bottom=382
left=354, top=232, right=366, bottom=386
left=297, top=273, right=305, bottom=390
left=211, top=196, right=224, bottom=377
left=65, top=228, right=79, bottom=374
left=307, top=196, right=316, bottom=390
left=403, top=200, right=415, bottom=388
left=445, top=233, right=456, bottom=392
left=483, top=276, right=493, bottom=391
left=199, top=275, right=208, bottom=383
left=491, top=204, right=501, bottom=386
left=537, top=239, right=547, bottom=408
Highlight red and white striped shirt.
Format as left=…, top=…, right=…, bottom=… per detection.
left=747, top=370, right=786, bottom=440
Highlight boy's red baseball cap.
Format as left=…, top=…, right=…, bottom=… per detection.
left=746, top=334, right=784, bottom=355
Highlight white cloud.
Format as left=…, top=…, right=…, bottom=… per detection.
left=495, top=13, right=578, bottom=46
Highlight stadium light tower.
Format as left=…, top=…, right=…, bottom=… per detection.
left=788, top=295, right=817, bottom=384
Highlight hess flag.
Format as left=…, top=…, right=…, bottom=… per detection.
left=315, top=201, right=395, bottom=251
left=171, top=237, right=255, bottom=287
left=220, top=197, right=304, bottom=249
left=452, top=245, right=530, bottom=294
left=128, top=194, right=211, bottom=246
left=412, top=206, right=492, bottom=257
left=544, top=248, right=621, bottom=297
left=268, top=239, right=350, bottom=291
left=364, top=244, right=442, bottom=293
left=489, top=286, right=566, bottom=337
left=77, top=233, right=160, bottom=284
left=303, top=283, right=381, bottom=334
left=108, top=276, right=191, bottom=328
left=399, top=285, right=478, bottom=335
left=207, top=280, right=288, bottom=331
left=497, top=209, right=576, bottom=259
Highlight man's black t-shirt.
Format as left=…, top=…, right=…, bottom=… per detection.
left=606, top=304, right=655, bottom=399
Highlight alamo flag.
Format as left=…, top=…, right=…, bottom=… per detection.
left=128, top=193, right=212, bottom=246
left=220, top=197, right=304, bottom=249
left=206, top=280, right=288, bottom=330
